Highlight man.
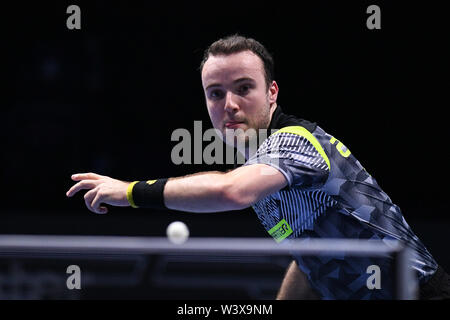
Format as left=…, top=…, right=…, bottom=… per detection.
left=66, top=35, right=449, bottom=299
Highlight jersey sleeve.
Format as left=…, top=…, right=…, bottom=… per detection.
left=244, top=128, right=329, bottom=190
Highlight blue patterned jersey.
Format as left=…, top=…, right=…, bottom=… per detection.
left=243, top=106, right=437, bottom=299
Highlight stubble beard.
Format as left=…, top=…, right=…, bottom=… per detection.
left=225, top=101, right=272, bottom=159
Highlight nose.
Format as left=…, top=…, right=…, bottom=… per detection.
left=224, top=91, right=239, bottom=113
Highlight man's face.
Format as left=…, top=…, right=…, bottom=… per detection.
left=201, top=50, right=278, bottom=148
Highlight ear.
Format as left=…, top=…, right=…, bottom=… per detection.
left=268, top=81, right=279, bottom=104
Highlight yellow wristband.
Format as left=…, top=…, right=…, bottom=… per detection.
left=126, top=181, right=140, bottom=208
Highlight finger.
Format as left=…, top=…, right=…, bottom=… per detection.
left=91, top=190, right=108, bottom=214
left=84, top=187, right=99, bottom=213
left=99, top=206, right=108, bottom=214
left=66, top=180, right=100, bottom=197
left=71, top=172, right=103, bottom=181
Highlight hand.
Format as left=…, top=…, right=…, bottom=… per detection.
left=66, top=172, right=131, bottom=214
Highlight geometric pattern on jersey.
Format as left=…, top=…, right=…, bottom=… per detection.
left=313, top=125, right=438, bottom=281
left=293, top=211, right=396, bottom=299
left=243, top=112, right=438, bottom=299
left=252, top=189, right=337, bottom=236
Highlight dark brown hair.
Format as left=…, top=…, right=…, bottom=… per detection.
left=200, top=34, right=274, bottom=89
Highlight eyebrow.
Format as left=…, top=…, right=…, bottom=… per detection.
left=205, top=77, right=255, bottom=91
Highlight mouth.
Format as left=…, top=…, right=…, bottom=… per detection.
left=225, top=121, right=245, bottom=129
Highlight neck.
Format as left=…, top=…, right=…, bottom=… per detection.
left=237, top=102, right=278, bottom=160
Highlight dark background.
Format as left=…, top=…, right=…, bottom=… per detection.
left=2, top=2, right=449, bottom=268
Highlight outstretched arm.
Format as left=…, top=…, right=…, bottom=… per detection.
left=66, top=164, right=287, bottom=214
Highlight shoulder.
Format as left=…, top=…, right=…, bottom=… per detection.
left=263, top=125, right=330, bottom=171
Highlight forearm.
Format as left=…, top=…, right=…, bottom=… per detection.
left=163, top=170, right=240, bottom=213
left=67, top=165, right=284, bottom=214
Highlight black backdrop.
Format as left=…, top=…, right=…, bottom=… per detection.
left=2, top=1, right=449, bottom=267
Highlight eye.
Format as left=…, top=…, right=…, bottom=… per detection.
left=209, top=89, right=225, bottom=100
left=237, top=84, right=251, bottom=95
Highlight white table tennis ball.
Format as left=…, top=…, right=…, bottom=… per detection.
left=166, top=221, right=189, bottom=244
